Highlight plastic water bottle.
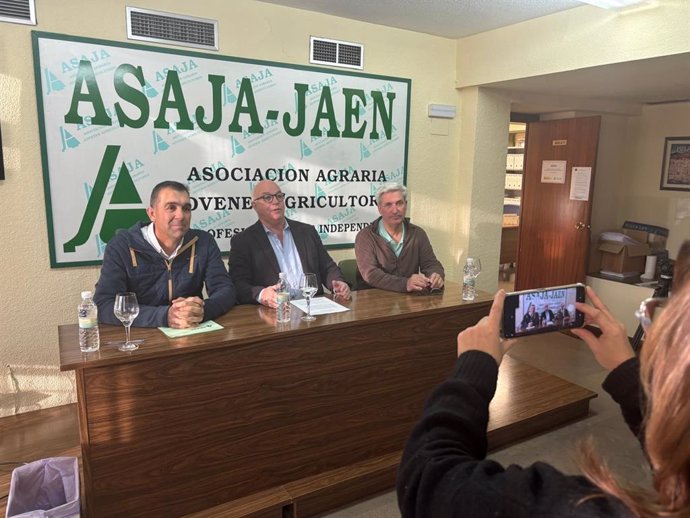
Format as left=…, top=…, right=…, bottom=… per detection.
left=462, top=258, right=480, bottom=301
left=78, top=291, right=100, bottom=352
left=462, top=270, right=476, bottom=301
left=276, top=273, right=291, bottom=323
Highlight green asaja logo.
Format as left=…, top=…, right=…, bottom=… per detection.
left=63, top=145, right=147, bottom=253
left=59, top=126, right=80, bottom=151
left=43, top=68, right=65, bottom=95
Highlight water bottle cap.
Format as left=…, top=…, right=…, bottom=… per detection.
left=81, top=291, right=93, bottom=299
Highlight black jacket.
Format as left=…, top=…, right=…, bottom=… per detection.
left=397, top=351, right=641, bottom=517
left=229, top=218, right=345, bottom=304
left=94, top=222, right=236, bottom=327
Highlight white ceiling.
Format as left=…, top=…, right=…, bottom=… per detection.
left=256, top=0, right=690, bottom=114
left=257, top=0, right=590, bottom=39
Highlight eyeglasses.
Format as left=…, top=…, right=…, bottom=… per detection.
left=253, top=192, right=286, bottom=204
left=634, top=297, right=668, bottom=332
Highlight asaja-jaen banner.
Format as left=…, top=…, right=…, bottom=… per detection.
left=33, top=32, right=410, bottom=267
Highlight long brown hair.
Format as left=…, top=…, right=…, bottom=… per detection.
left=579, top=283, right=690, bottom=517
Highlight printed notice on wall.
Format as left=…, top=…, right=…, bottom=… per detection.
left=541, top=160, right=567, bottom=184
left=569, top=167, right=592, bottom=201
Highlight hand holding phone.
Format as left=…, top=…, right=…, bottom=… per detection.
left=571, top=286, right=634, bottom=371
left=457, top=289, right=516, bottom=365
left=501, top=283, right=586, bottom=338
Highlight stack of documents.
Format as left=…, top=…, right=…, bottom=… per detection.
left=290, top=298, right=350, bottom=315
left=599, top=232, right=644, bottom=246
left=599, top=270, right=639, bottom=280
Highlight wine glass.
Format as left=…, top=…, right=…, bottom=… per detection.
left=299, top=273, right=318, bottom=321
left=467, top=257, right=482, bottom=279
left=114, top=292, right=140, bottom=351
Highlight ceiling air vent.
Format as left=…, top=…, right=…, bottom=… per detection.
left=310, top=37, right=363, bottom=70
left=0, top=0, right=36, bottom=25
left=126, top=7, right=218, bottom=50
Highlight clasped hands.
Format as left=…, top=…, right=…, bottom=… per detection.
left=259, top=280, right=351, bottom=309
left=167, top=296, right=204, bottom=329
left=406, top=272, right=444, bottom=293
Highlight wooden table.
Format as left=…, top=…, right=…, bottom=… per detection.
left=58, top=284, right=595, bottom=518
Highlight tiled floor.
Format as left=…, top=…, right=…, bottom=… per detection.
left=320, top=271, right=650, bottom=517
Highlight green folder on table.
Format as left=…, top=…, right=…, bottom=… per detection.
left=158, top=320, right=223, bottom=338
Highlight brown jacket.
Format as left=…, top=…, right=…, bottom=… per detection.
left=354, top=218, right=444, bottom=292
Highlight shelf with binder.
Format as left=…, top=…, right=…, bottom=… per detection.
left=506, top=148, right=524, bottom=171
left=502, top=125, right=526, bottom=266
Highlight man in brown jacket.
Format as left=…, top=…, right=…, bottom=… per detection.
left=355, top=183, right=444, bottom=293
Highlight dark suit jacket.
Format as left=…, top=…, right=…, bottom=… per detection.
left=541, top=309, right=555, bottom=324
left=521, top=312, right=540, bottom=330
left=229, top=218, right=346, bottom=304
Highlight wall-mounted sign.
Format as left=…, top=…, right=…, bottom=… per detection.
left=569, top=167, right=592, bottom=201
left=552, top=139, right=567, bottom=146
left=33, top=32, right=411, bottom=267
left=540, top=160, right=567, bottom=184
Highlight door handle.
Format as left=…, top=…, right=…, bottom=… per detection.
left=575, top=222, right=591, bottom=231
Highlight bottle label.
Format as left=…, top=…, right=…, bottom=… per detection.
left=277, top=292, right=289, bottom=304
left=79, top=317, right=97, bottom=329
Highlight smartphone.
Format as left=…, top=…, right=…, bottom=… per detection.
left=502, top=283, right=585, bottom=338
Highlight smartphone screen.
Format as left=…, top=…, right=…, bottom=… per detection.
left=502, top=284, right=585, bottom=338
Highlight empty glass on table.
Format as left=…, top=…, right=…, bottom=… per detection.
left=299, top=273, right=317, bottom=321
left=113, top=292, right=140, bottom=351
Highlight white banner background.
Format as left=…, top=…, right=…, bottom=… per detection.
left=34, top=33, right=410, bottom=266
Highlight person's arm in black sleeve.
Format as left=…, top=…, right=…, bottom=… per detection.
left=602, top=357, right=645, bottom=443
left=397, top=291, right=625, bottom=518
left=397, top=350, right=499, bottom=517
left=397, top=351, right=613, bottom=518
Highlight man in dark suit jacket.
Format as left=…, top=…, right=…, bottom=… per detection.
left=540, top=304, right=556, bottom=326
left=229, top=180, right=351, bottom=307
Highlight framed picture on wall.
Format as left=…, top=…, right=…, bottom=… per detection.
left=660, top=136, right=690, bottom=191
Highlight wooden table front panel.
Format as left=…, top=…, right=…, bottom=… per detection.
left=71, top=288, right=491, bottom=517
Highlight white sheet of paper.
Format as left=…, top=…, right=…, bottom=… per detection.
left=290, top=297, right=350, bottom=315
left=541, top=160, right=567, bottom=184
left=569, top=166, right=592, bottom=201
left=676, top=199, right=690, bottom=222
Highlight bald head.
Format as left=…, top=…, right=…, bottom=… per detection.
left=252, top=180, right=280, bottom=200
left=251, top=180, right=286, bottom=229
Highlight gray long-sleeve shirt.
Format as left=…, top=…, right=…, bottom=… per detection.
left=354, top=218, right=444, bottom=292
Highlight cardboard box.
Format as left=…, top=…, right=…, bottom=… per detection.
left=503, top=214, right=519, bottom=227
left=597, top=234, right=650, bottom=275
left=621, top=221, right=668, bottom=251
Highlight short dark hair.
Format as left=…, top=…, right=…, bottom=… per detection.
left=150, top=181, right=189, bottom=207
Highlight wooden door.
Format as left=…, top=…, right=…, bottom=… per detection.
left=515, top=116, right=601, bottom=290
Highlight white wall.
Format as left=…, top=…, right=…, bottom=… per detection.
left=455, top=1, right=690, bottom=87
left=618, top=102, right=690, bottom=259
